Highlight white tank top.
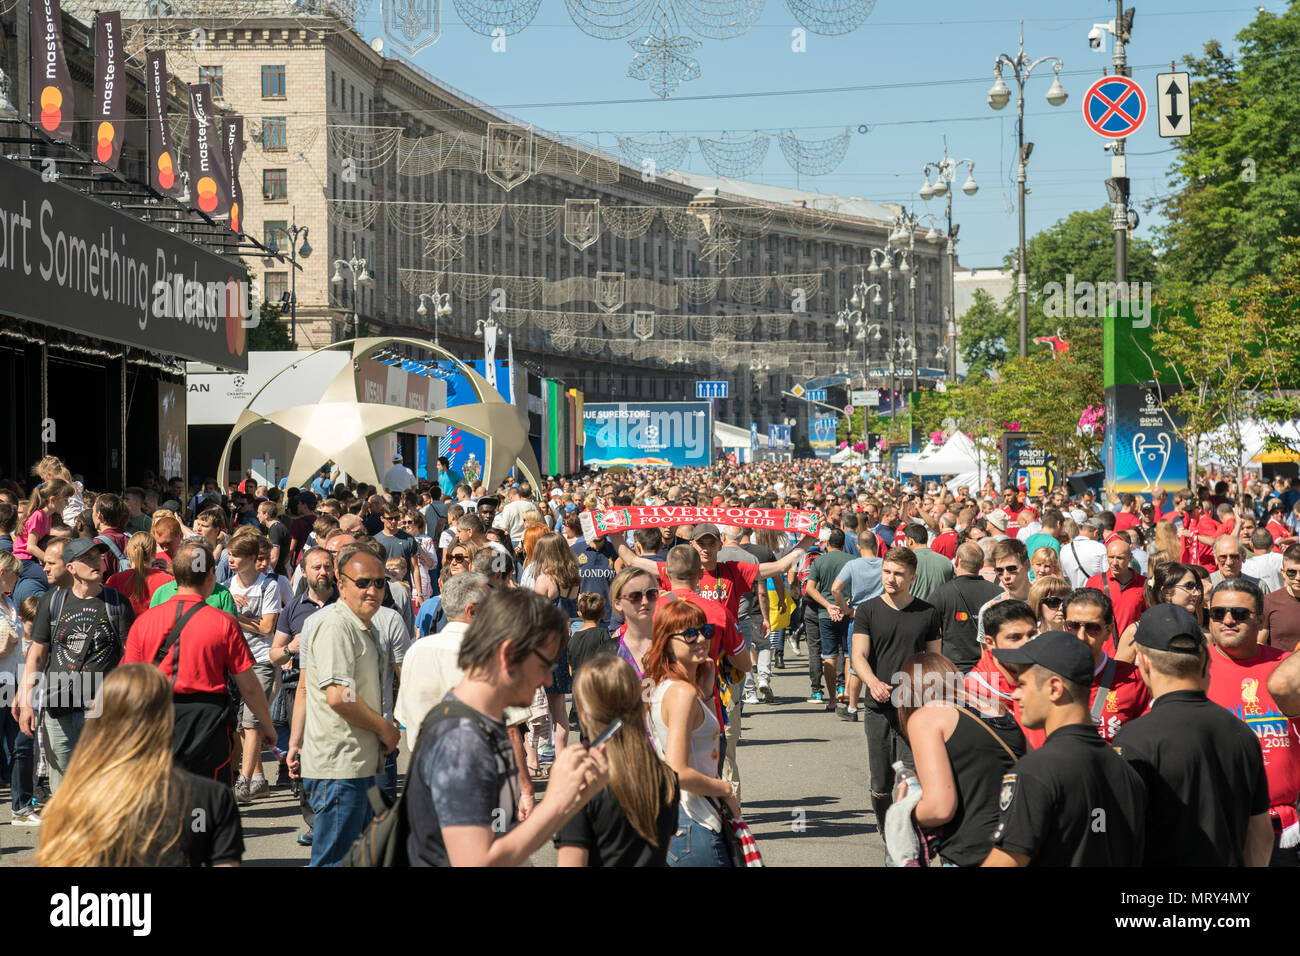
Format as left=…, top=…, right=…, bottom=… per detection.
left=649, top=679, right=722, bottom=831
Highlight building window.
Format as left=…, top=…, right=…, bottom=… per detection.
left=261, top=65, right=286, bottom=98
left=261, top=117, right=287, bottom=151
left=198, top=65, right=223, bottom=99
left=263, top=168, right=288, bottom=201
left=264, top=272, right=289, bottom=304
left=263, top=220, right=288, bottom=252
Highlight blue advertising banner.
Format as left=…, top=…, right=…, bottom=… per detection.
left=431, top=358, right=512, bottom=485
left=583, top=402, right=713, bottom=468
left=1104, top=384, right=1189, bottom=497
left=1002, top=432, right=1060, bottom=494
left=811, top=416, right=837, bottom=459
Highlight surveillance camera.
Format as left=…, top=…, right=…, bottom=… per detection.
left=1088, top=24, right=1106, bottom=50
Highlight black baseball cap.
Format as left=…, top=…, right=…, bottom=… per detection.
left=62, top=538, right=107, bottom=565
left=690, top=522, right=722, bottom=542
left=1134, top=604, right=1205, bottom=655
left=993, top=630, right=1094, bottom=685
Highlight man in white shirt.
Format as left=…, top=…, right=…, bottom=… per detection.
left=1243, top=527, right=1284, bottom=593
left=382, top=454, right=416, bottom=494
left=494, top=484, right=536, bottom=548
left=1060, top=517, right=1109, bottom=588
left=395, top=572, right=491, bottom=750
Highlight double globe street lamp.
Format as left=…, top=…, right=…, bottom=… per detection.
left=919, top=138, right=977, bottom=379
left=988, top=19, right=1067, bottom=357
left=331, top=249, right=373, bottom=340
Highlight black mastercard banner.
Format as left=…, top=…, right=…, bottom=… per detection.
left=93, top=11, right=126, bottom=170
left=29, top=0, right=75, bottom=142
left=225, top=116, right=244, bottom=233
left=187, top=83, right=231, bottom=218
left=146, top=50, right=181, bottom=197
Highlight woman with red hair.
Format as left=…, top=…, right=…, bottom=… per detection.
left=644, top=598, right=737, bottom=867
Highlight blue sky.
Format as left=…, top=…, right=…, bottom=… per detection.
left=351, top=0, right=1273, bottom=267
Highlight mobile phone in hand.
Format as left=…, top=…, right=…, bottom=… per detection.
left=587, top=717, right=623, bottom=749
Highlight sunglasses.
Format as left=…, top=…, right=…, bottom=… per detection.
left=1215, top=554, right=1242, bottom=563
left=1064, top=620, right=1107, bottom=636
left=1209, top=606, right=1253, bottom=623
left=671, top=625, right=716, bottom=643
left=449, top=553, right=469, bottom=562
left=340, top=572, right=387, bottom=591
left=994, top=565, right=1021, bottom=575
left=622, top=587, right=660, bottom=605
left=1039, top=596, right=1064, bottom=609
left=1284, top=568, right=1300, bottom=579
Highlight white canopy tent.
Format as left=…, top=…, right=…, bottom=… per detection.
left=1197, top=419, right=1300, bottom=467
left=898, top=431, right=998, bottom=492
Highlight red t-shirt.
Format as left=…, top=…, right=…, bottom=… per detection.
left=657, top=560, right=758, bottom=628
left=106, top=566, right=175, bottom=617
left=1267, top=519, right=1293, bottom=552
left=1207, top=644, right=1300, bottom=821
left=965, top=650, right=1047, bottom=751
left=931, top=530, right=958, bottom=560
left=1086, top=571, right=1147, bottom=649
left=1114, top=512, right=1140, bottom=533
left=122, top=594, right=254, bottom=695
left=1088, top=655, right=1151, bottom=741
left=1193, top=514, right=1224, bottom=571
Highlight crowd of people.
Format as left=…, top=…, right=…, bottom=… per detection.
left=2, top=450, right=1300, bottom=867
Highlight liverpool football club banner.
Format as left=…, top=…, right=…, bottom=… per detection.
left=579, top=506, right=823, bottom=539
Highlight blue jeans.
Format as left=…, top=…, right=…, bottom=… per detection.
left=0, top=704, right=34, bottom=811
left=818, top=616, right=850, bottom=660
left=42, top=709, right=87, bottom=794
left=302, top=776, right=378, bottom=867
left=666, top=806, right=732, bottom=868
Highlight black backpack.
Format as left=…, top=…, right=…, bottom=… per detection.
left=343, top=699, right=508, bottom=867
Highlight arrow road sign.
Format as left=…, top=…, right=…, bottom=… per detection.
left=1156, top=71, right=1191, bottom=138
left=1083, top=75, right=1148, bottom=139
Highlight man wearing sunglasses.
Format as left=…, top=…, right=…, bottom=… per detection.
left=1206, top=577, right=1300, bottom=866
left=1261, top=544, right=1300, bottom=653
left=1061, top=588, right=1150, bottom=743
left=291, top=546, right=397, bottom=866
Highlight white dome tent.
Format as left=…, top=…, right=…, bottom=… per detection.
left=898, top=431, right=998, bottom=492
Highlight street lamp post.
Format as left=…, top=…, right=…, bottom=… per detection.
left=988, top=19, right=1067, bottom=357
left=866, top=240, right=907, bottom=418
left=330, top=245, right=373, bottom=340
left=271, top=220, right=311, bottom=348
left=921, top=137, right=978, bottom=379
left=415, top=290, right=452, bottom=346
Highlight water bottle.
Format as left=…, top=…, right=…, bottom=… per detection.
left=892, top=761, right=920, bottom=803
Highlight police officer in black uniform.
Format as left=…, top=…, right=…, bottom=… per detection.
left=982, top=631, right=1147, bottom=867
left=1112, top=604, right=1274, bottom=866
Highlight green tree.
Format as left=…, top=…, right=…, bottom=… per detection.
left=960, top=207, right=1158, bottom=371
left=247, top=300, right=291, bottom=351
left=1156, top=6, right=1300, bottom=290
left=994, top=351, right=1105, bottom=474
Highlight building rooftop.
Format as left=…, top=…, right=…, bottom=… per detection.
left=665, top=170, right=902, bottom=225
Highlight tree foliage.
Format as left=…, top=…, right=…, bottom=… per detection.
left=1156, top=6, right=1300, bottom=291
left=247, top=301, right=292, bottom=351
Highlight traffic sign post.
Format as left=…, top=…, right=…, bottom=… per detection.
left=1156, top=71, right=1191, bottom=138
left=808, top=389, right=827, bottom=403
left=1082, top=75, right=1147, bottom=139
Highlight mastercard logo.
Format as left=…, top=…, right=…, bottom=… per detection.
left=96, top=121, right=116, bottom=163
left=196, top=176, right=217, bottom=212
left=39, top=86, right=62, bottom=132
left=230, top=201, right=240, bottom=233
left=955, top=611, right=969, bottom=621
left=157, top=151, right=174, bottom=189
left=224, top=279, right=246, bottom=357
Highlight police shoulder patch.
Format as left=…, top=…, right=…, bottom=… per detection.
left=999, top=773, right=1017, bottom=812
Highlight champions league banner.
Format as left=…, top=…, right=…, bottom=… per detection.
left=583, top=402, right=713, bottom=469
left=579, top=506, right=823, bottom=539
left=30, top=0, right=75, bottom=142
left=1104, top=385, right=1189, bottom=497
left=93, top=12, right=126, bottom=170
left=146, top=51, right=181, bottom=197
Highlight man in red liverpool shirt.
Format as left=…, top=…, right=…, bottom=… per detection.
left=930, top=513, right=959, bottom=560
left=122, top=538, right=277, bottom=786
left=1113, top=494, right=1141, bottom=533
left=1265, top=500, right=1297, bottom=552
left=1209, top=578, right=1300, bottom=866
left=617, top=521, right=815, bottom=627
left=1185, top=502, right=1235, bottom=574
left=1062, top=588, right=1151, bottom=742
left=1086, top=537, right=1147, bottom=650
left=964, top=599, right=1046, bottom=751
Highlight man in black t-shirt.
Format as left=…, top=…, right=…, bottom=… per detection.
left=929, top=543, right=1001, bottom=673
left=259, top=501, right=292, bottom=579
left=984, top=631, right=1147, bottom=867
left=16, top=538, right=133, bottom=794
left=1114, top=605, right=1274, bottom=867
left=375, top=506, right=423, bottom=600
left=850, top=546, right=941, bottom=846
